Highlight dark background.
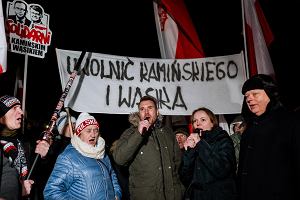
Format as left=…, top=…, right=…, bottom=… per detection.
left=1, top=0, right=299, bottom=144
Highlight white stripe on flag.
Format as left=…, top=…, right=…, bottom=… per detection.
left=244, top=0, right=275, bottom=77
left=153, top=2, right=178, bottom=59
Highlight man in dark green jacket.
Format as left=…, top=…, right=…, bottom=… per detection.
left=112, top=96, right=184, bottom=200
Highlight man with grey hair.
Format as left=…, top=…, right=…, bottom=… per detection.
left=237, top=74, right=300, bottom=200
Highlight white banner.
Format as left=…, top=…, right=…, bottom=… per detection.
left=56, top=49, right=247, bottom=115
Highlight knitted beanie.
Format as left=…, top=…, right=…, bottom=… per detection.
left=174, top=126, right=189, bottom=137
left=0, top=95, right=21, bottom=117
left=75, top=112, right=99, bottom=136
left=56, top=111, right=76, bottom=134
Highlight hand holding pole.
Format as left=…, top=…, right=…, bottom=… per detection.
left=26, top=50, right=86, bottom=180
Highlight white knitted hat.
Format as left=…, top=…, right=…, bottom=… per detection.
left=75, top=112, right=99, bottom=136
left=56, top=111, right=76, bottom=134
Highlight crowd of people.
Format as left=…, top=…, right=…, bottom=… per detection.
left=0, top=74, right=299, bottom=200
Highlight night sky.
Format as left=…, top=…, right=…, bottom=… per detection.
left=1, top=0, right=299, bottom=144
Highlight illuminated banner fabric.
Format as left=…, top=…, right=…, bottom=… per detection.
left=56, top=49, right=247, bottom=115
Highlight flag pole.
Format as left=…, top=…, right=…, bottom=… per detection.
left=22, top=54, right=29, bottom=134
left=241, top=0, right=249, bottom=78
left=26, top=50, right=86, bottom=180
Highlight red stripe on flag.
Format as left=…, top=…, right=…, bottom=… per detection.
left=161, top=0, right=205, bottom=58
left=245, top=23, right=258, bottom=76
left=0, top=64, right=3, bottom=74
left=254, top=1, right=274, bottom=46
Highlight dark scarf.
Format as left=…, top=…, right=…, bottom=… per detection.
left=0, top=128, right=28, bottom=180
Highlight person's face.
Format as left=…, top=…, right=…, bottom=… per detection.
left=176, top=133, right=187, bottom=149
left=139, top=100, right=158, bottom=125
left=233, top=123, right=246, bottom=134
left=244, top=89, right=270, bottom=116
left=192, top=110, right=214, bottom=131
left=0, top=105, right=23, bottom=131
left=14, top=2, right=27, bottom=18
left=30, top=8, right=41, bottom=22
left=79, top=125, right=99, bottom=146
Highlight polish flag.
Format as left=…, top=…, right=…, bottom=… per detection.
left=244, top=0, right=275, bottom=77
left=0, top=0, right=7, bottom=74
left=153, top=0, right=205, bottom=59
left=152, top=0, right=232, bottom=134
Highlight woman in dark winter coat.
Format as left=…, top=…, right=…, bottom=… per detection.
left=0, top=95, right=34, bottom=199
left=180, top=107, right=237, bottom=200
left=237, top=74, right=300, bottom=200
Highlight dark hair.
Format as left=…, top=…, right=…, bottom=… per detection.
left=14, top=0, right=27, bottom=8
left=30, top=5, right=43, bottom=15
left=174, top=126, right=189, bottom=136
left=191, top=107, right=218, bottom=127
left=138, top=96, right=158, bottom=109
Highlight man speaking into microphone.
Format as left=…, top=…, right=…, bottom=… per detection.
left=112, top=95, right=185, bottom=200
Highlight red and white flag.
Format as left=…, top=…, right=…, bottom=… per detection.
left=152, top=0, right=233, bottom=133
left=244, top=0, right=274, bottom=77
left=153, top=0, right=205, bottom=59
left=0, top=0, right=7, bottom=74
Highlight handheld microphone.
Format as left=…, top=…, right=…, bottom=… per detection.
left=194, top=128, right=204, bottom=138
left=142, top=117, right=150, bottom=134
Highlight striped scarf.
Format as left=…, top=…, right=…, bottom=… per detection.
left=0, top=137, right=28, bottom=180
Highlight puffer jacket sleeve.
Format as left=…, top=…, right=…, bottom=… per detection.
left=112, top=127, right=144, bottom=166
left=43, top=153, right=74, bottom=200
left=179, top=148, right=197, bottom=186
left=103, top=154, right=122, bottom=199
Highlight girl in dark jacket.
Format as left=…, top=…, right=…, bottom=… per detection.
left=180, top=107, right=237, bottom=200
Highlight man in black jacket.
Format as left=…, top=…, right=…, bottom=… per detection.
left=237, top=74, right=300, bottom=200
left=7, top=0, right=31, bottom=27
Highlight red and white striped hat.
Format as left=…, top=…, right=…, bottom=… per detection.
left=75, top=112, right=99, bottom=136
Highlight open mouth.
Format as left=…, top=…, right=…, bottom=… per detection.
left=88, top=138, right=96, bottom=145
left=249, top=104, right=257, bottom=109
